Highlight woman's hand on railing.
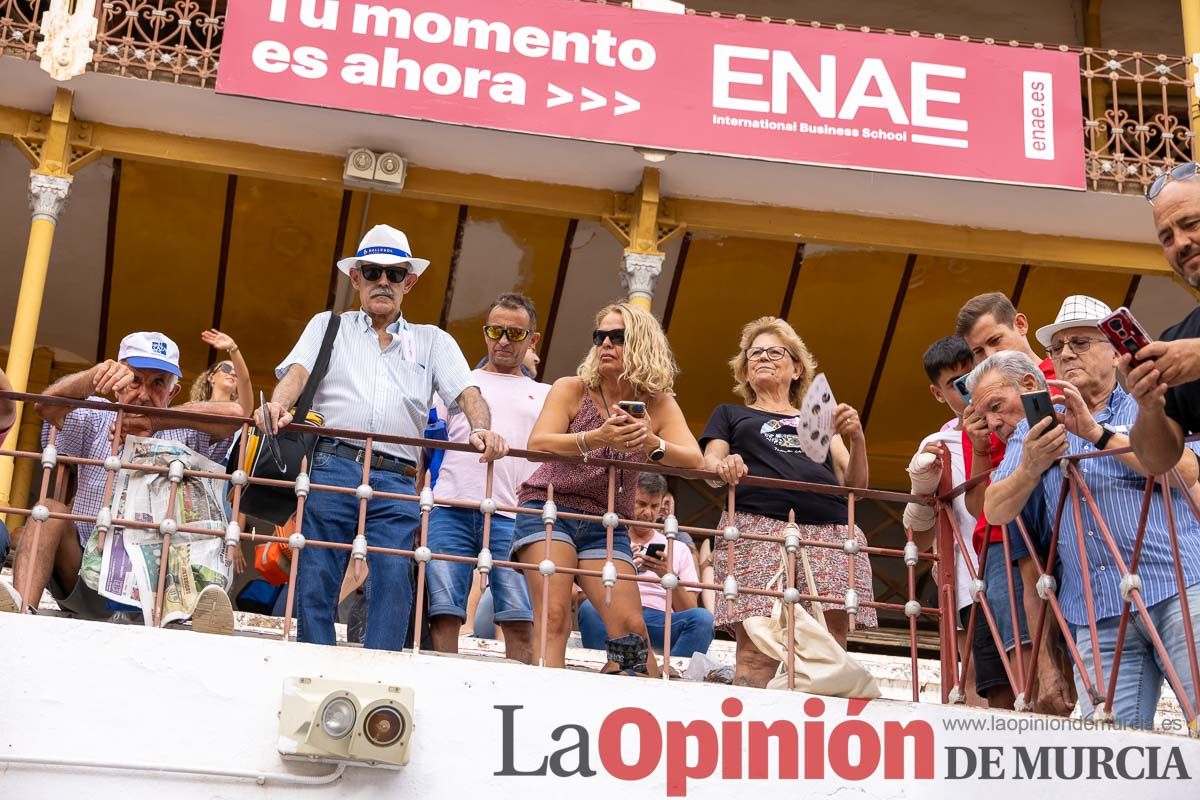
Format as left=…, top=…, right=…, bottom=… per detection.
left=708, top=452, right=749, bottom=486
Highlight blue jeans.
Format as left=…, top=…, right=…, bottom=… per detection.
left=426, top=507, right=532, bottom=623
left=296, top=449, right=419, bottom=651
left=510, top=501, right=634, bottom=565
left=1073, top=581, right=1200, bottom=729
left=578, top=599, right=714, bottom=658
left=983, top=541, right=1030, bottom=652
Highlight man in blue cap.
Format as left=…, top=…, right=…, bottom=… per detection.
left=1, top=332, right=243, bottom=631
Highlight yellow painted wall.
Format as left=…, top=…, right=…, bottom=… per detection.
left=105, top=161, right=226, bottom=375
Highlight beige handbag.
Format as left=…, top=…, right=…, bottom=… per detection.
left=741, top=545, right=881, bottom=699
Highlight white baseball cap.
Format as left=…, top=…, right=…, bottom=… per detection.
left=118, top=332, right=182, bottom=377
left=1034, top=295, right=1114, bottom=347
left=336, top=224, right=431, bottom=277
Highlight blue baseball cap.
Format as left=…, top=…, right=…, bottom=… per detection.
left=117, top=332, right=182, bottom=378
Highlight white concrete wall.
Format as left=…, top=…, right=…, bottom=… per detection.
left=2, top=613, right=1197, bottom=799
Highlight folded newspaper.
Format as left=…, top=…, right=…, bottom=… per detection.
left=80, top=436, right=232, bottom=626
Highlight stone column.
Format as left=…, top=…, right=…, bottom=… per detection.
left=620, top=251, right=665, bottom=312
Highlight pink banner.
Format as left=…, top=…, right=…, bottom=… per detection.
left=216, top=1, right=1085, bottom=189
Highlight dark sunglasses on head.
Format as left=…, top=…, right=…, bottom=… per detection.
left=592, top=328, right=626, bottom=346
left=359, top=264, right=410, bottom=283
left=483, top=324, right=531, bottom=342
left=1146, top=162, right=1200, bottom=203
left=215, top=362, right=235, bottom=375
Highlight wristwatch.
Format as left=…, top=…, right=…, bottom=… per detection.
left=1093, top=424, right=1117, bottom=451
left=649, top=437, right=667, bottom=462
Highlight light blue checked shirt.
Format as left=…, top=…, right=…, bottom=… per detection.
left=995, top=383, right=1200, bottom=626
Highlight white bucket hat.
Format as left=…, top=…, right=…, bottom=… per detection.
left=1034, top=295, right=1113, bottom=347
left=336, top=224, right=431, bottom=277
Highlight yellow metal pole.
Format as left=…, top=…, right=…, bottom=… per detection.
left=0, top=89, right=78, bottom=513
left=1184, top=0, right=1200, bottom=158
left=606, top=167, right=683, bottom=311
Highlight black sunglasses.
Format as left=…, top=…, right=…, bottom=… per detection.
left=592, top=328, right=626, bottom=346
left=483, top=324, right=531, bottom=342
left=215, top=362, right=235, bottom=375
left=359, top=264, right=410, bottom=283
left=1146, top=162, right=1200, bottom=203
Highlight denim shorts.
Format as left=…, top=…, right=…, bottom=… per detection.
left=426, top=506, right=532, bottom=623
left=510, top=501, right=635, bottom=565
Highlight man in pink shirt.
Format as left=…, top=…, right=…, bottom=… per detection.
left=578, top=473, right=714, bottom=658
left=426, top=294, right=550, bottom=663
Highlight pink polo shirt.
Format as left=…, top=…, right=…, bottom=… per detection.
left=636, top=531, right=700, bottom=612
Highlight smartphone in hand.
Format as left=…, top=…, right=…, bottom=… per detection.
left=616, top=400, right=647, bottom=417
left=644, top=542, right=666, bottom=559
left=1098, top=307, right=1153, bottom=368
left=952, top=374, right=972, bottom=404
left=1020, top=390, right=1058, bottom=435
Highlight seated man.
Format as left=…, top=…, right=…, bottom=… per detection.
left=981, top=306, right=1200, bottom=728
left=578, top=473, right=713, bottom=658
left=1, top=333, right=243, bottom=631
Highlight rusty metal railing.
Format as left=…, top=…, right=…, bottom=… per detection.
left=0, top=1, right=1192, bottom=195
left=0, top=391, right=938, bottom=698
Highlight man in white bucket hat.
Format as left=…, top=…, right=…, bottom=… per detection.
left=260, top=224, right=508, bottom=653
left=985, top=294, right=1200, bottom=729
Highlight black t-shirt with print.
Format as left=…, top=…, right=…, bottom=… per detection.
left=1162, top=306, right=1200, bottom=435
left=700, top=404, right=848, bottom=525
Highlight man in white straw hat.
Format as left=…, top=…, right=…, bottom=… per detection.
left=260, top=224, right=508, bottom=653
left=984, top=294, right=1200, bottom=729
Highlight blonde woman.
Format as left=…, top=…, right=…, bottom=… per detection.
left=189, top=329, right=253, bottom=417
left=700, top=316, right=875, bottom=687
left=513, top=303, right=703, bottom=675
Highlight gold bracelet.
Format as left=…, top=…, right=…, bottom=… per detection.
left=226, top=346, right=239, bottom=354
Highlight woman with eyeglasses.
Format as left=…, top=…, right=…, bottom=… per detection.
left=700, top=316, right=875, bottom=686
left=190, top=329, right=253, bottom=418
left=512, top=302, right=703, bottom=676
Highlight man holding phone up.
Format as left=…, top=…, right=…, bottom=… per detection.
left=981, top=296, right=1200, bottom=729
left=1129, top=172, right=1200, bottom=473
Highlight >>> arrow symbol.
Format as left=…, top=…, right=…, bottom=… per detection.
left=613, top=91, right=640, bottom=116
left=547, top=83, right=573, bottom=108
left=580, top=87, right=607, bottom=111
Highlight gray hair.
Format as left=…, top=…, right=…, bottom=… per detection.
left=637, top=472, right=668, bottom=496
left=965, top=350, right=1047, bottom=394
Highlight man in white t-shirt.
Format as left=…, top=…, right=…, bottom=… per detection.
left=579, top=473, right=714, bottom=658
left=426, top=294, right=550, bottom=663
left=903, top=336, right=986, bottom=706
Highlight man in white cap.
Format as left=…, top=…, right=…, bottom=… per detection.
left=1, top=332, right=244, bottom=631
left=260, top=224, right=507, bottom=652
left=983, top=295, right=1200, bottom=729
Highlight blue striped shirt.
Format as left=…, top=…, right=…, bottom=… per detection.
left=994, top=383, right=1200, bottom=625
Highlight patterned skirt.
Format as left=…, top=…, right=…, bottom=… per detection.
left=712, top=511, right=878, bottom=632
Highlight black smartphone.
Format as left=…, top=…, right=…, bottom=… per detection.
left=1020, top=390, right=1058, bottom=435
left=617, top=400, right=646, bottom=417
left=644, top=542, right=666, bottom=559
left=952, top=374, right=972, bottom=404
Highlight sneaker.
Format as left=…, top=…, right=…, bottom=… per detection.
left=191, top=585, right=235, bottom=635
left=0, top=582, right=21, bottom=614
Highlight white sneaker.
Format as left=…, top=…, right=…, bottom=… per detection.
left=0, top=581, right=22, bottom=614
left=191, top=585, right=235, bottom=635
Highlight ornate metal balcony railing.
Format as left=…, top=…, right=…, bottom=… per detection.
left=0, top=1, right=1193, bottom=193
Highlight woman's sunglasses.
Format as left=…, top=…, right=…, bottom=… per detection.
left=592, top=328, right=626, bottom=346
left=215, top=362, right=235, bottom=375
left=359, top=264, right=410, bottom=283
left=1146, top=162, right=1200, bottom=203
left=482, top=325, right=531, bottom=342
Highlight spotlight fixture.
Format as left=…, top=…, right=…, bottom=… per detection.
left=278, top=677, right=415, bottom=769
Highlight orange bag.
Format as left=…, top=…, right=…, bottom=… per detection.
left=254, top=517, right=294, bottom=586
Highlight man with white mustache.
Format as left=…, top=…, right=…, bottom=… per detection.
left=260, top=225, right=508, bottom=653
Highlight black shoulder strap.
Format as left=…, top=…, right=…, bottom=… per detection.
left=293, top=312, right=341, bottom=420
